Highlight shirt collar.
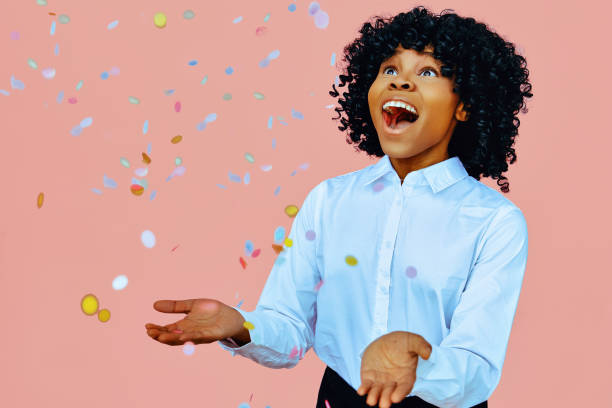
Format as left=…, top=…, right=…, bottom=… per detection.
left=363, top=154, right=469, bottom=194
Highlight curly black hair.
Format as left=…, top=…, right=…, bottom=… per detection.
left=329, top=6, right=533, bottom=193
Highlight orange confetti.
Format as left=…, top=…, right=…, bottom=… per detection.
left=49, top=12, right=57, bottom=16
left=271, top=244, right=284, bottom=254
left=37, top=192, right=44, bottom=208
left=142, top=152, right=151, bottom=164
left=171, top=135, right=182, bottom=144
left=130, top=184, right=144, bottom=196
left=239, top=257, right=247, bottom=269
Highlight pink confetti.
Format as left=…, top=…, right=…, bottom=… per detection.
left=251, top=248, right=261, bottom=258
left=325, top=399, right=331, bottom=408
left=249, top=393, right=253, bottom=402
left=174, top=101, right=181, bottom=112
left=68, top=97, right=77, bottom=104
left=255, top=26, right=267, bottom=36
left=289, top=345, right=299, bottom=359
left=171, top=244, right=180, bottom=252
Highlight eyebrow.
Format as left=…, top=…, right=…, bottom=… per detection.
left=390, top=50, right=441, bottom=66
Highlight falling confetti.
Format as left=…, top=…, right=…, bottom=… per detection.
left=345, top=255, right=358, bottom=266
left=188, top=60, right=197, bottom=66
left=233, top=16, right=243, bottom=24
left=183, top=342, right=195, bottom=355
left=225, top=66, right=234, bottom=75
left=154, top=12, right=167, bottom=28
left=309, top=2, right=320, bottom=15
left=120, top=157, right=130, bottom=168
left=142, top=152, right=151, bottom=164
left=285, top=205, right=298, bottom=217
left=80, top=117, right=93, bottom=128
left=174, top=101, right=181, bottom=112
left=305, top=230, right=316, bottom=240
left=112, top=275, right=128, bottom=290
left=103, top=174, right=117, bottom=188
left=10, top=75, right=25, bottom=90
left=37, top=192, right=44, bottom=208
left=243, top=321, right=255, bottom=330
left=134, top=167, right=148, bottom=177
left=274, top=226, right=286, bottom=243
left=81, top=294, right=99, bottom=315
left=143, top=119, right=149, bottom=134
left=128, top=96, right=140, bottom=104
left=405, top=266, right=418, bottom=278
left=255, top=26, right=267, bottom=36
left=141, top=230, right=156, bottom=248
left=58, top=14, right=70, bottom=24
left=245, top=153, right=255, bottom=163
left=183, top=10, right=195, bottom=19
left=27, top=58, right=38, bottom=69
left=131, top=184, right=144, bottom=195
left=288, top=3, right=297, bottom=12
left=251, top=249, right=261, bottom=258
left=239, top=257, right=247, bottom=269
left=98, top=309, right=111, bottom=322
left=107, top=20, right=118, bottom=30
left=253, top=92, right=264, bottom=100
left=284, top=238, right=293, bottom=248
left=70, top=125, right=83, bottom=136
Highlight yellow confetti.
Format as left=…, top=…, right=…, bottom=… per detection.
left=285, top=205, right=298, bottom=217
left=345, top=255, right=358, bottom=266
left=37, top=192, right=44, bottom=208
left=81, top=294, right=99, bottom=316
left=171, top=135, right=182, bottom=144
left=284, top=238, right=293, bottom=248
left=98, top=308, right=111, bottom=322
left=243, top=321, right=255, bottom=330
left=154, top=12, right=167, bottom=28
left=142, top=152, right=151, bottom=164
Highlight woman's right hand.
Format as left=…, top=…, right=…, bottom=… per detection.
left=145, top=298, right=250, bottom=346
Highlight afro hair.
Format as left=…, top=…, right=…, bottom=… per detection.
left=329, top=6, right=533, bottom=193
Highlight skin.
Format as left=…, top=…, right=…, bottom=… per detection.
left=357, top=331, right=432, bottom=408
left=367, top=44, right=470, bottom=184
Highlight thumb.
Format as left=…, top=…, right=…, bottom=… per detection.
left=153, top=299, right=194, bottom=313
left=418, top=339, right=433, bottom=360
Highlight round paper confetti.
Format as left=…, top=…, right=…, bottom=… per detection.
left=109, top=66, right=120, bottom=75
left=225, top=66, right=234, bottom=75
left=100, top=71, right=109, bottom=80
left=107, top=20, right=118, bottom=30
left=171, top=135, right=183, bottom=144
left=37, top=192, right=44, bottom=208
left=405, top=266, right=418, bottom=278
left=223, top=93, right=232, bottom=100
left=141, top=230, right=156, bottom=248
left=308, top=2, right=320, bottom=15
left=345, top=255, right=358, bottom=266
left=174, top=101, right=181, bottom=112
left=81, top=294, right=99, bottom=315
left=274, top=226, right=286, bottom=243
left=288, top=3, right=296, bottom=12
left=314, top=10, right=329, bottom=29
left=80, top=117, right=93, bottom=128
left=285, top=205, right=298, bottom=217
left=243, top=321, right=255, bottom=330
left=183, top=10, right=195, bottom=19
left=183, top=342, right=195, bottom=355
left=253, top=92, right=264, bottom=100
left=284, top=238, right=293, bottom=248
left=58, top=14, right=70, bottom=24
left=131, top=184, right=144, bottom=195
left=175, top=157, right=182, bottom=166
left=305, top=230, right=316, bottom=241
left=154, top=12, right=167, bottom=28
left=98, top=309, right=111, bottom=322
left=42, top=67, right=56, bottom=79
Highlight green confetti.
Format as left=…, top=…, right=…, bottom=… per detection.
left=76, top=80, right=83, bottom=90
left=183, top=10, right=195, bottom=19
left=36, top=0, right=47, bottom=5
left=201, top=75, right=208, bottom=85
left=58, top=14, right=70, bottom=24
left=245, top=153, right=255, bottom=163
left=175, top=157, right=182, bottom=166
left=128, top=96, right=140, bottom=104
left=222, top=93, right=232, bottom=100
left=264, top=13, right=270, bottom=22
left=120, top=157, right=130, bottom=168
left=253, top=92, right=265, bottom=100
left=27, top=58, right=38, bottom=69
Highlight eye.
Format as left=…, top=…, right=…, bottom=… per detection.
left=382, top=65, right=438, bottom=77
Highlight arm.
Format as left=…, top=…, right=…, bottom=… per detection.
left=409, top=206, right=529, bottom=408
left=217, top=182, right=324, bottom=368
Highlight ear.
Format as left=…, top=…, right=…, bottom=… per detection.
left=455, top=101, right=470, bottom=122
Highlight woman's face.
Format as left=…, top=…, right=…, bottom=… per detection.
left=367, top=44, right=469, bottom=179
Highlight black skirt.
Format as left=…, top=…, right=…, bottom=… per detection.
left=316, top=365, right=488, bottom=408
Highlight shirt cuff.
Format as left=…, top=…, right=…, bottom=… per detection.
left=415, top=343, right=438, bottom=379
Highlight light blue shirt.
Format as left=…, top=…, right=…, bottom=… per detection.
left=218, top=154, right=528, bottom=408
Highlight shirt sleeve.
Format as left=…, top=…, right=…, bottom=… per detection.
left=409, top=206, right=529, bottom=408
left=216, top=182, right=323, bottom=369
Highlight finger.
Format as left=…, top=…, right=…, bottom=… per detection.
left=379, top=382, right=397, bottom=408
left=153, top=330, right=187, bottom=346
left=357, top=379, right=374, bottom=396
left=366, top=383, right=383, bottom=407
left=153, top=299, right=195, bottom=313
left=390, top=382, right=413, bottom=404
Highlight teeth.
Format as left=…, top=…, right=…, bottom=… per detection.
left=382, top=100, right=418, bottom=116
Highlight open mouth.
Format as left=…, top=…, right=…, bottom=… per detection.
left=382, top=106, right=419, bottom=132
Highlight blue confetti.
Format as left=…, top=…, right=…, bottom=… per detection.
left=103, top=174, right=117, bottom=189
left=290, top=170, right=297, bottom=176
left=70, top=125, right=83, bottom=136
left=0, top=90, right=9, bottom=96
left=205, top=113, right=217, bottom=123
left=147, top=142, right=152, bottom=154
left=188, top=60, right=198, bottom=66
left=56, top=90, right=64, bottom=103
left=330, top=52, right=336, bottom=66
left=10, top=75, right=24, bottom=90
left=233, top=16, right=243, bottom=24
left=244, top=172, right=250, bottom=185
left=274, top=186, right=281, bottom=196
left=50, top=21, right=56, bottom=36
left=54, top=43, right=59, bottom=55
left=288, top=3, right=297, bottom=12
left=196, top=121, right=207, bottom=131
left=272, top=138, right=276, bottom=149
left=100, top=71, right=109, bottom=80
left=274, top=226, right=286, bottom=243
left=236, top=300, right=244, bottom=309
left=245, top=240, right=254, bottom=256
left=267, top=115, right=273, bottom=129
left=225, top=66, right=234, bottom=75
left=216, top=184, right=228, bottom=189
left=164, top=89, right=175, bottom=95
left=259, top=58, right=270, bottom=68
left=150, top=190, right=157, bottom=200
left=278, top=120, right=288, bottom=126
left=291, top=109, right=304, bottom=120
left=143, top=119, right=149, bottom=134
left=229, top=172, right=241, bottom=183
left=107, top=20, right=119, bottom=30
left=267, top=49, right=280, bottom=60
left=80, top=117, right=93, bottom=128
left=92, top=188, right=102, bottom=195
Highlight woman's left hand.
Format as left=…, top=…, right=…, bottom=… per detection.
left=357, top=331, right=432, bottom=408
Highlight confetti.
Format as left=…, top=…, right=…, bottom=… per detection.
left=188, top=60, right=197, bottom=66
left=70, top=125, right=83, bottom=136
left=36, top=0, right=47, bottom=5
left=120, top=157, right=130, bottom=168
left=288, top=3, right=297, bottom=12
left=243, top=321, right=255, bottom=330
left=141, top=230, right=156, bottom=248
left=58, top=14, right=70, bottom=24
left=271, top=244, right=284, bottom=254
left=264, top=13, right=271, bottom=22
left=313, top=9, right=329, bottom=29
left=154, top=12, right=167, bottom=28
left=174, top=101, right=181, bottom=112
left=56, top=90, right=64, bottom=103
left=131, top=184, right=144, bottom=195
left=245, top=240, right=254, bottom=256
left=239, top=257, right=247, bottom=269
left=134, top=167, right=148, bottom=177
left=284, top=238, right=293, bottom=247
left=107, top=20, right=119, bottom=30
left=291, top=108, right=304, bottom=119
left=233, top=16, right=243, bottom=24
left=10, top=31, right=20, bottom=40
left=76, top=80, right=83, bottom=90
left=314, top=280, right=324, bottom=291
left=251, top=248, right=261, bottom=258
left=228, top=172, right=241, bottom=183
left=128, top=96, right=140, bottom=104
left=225, top=66, right=234, bottom=75
left=285, top=205, right=298, bottom=217
left=183, top=342, right=195, bottom=355
left=309, top=2, right=320, bottom=15
left=325, top=399, right=331, bottom=408
left=223, top=93, right=232, bottom=100
left=183, top=10, right=195, bottom=19
left=80, top=117, right=93, bottom=128
left=10, top=75, right=25, bottom=90
left=81, top=294, right=99, bottom=315
left=112, top=275, right=128, bottom=290
left=274, top=226, right=286, bottom=243
left=68, top=97, right=77, bottom=104
left=42, top=67, right=56, bottom=79
left=261, top=164, right=272, bottom=171
left=306, top=230, right=316, bottom=240
left=98, top=309, right=111, bottom=322
left=289, top=345, right=299, bottom=359
left=143, top=119, right=149, bottom=134
left=103, top=174, right=117, bottom=188
left=175, top=157, right=182, bottom=166
left=27, top=58, right=38, bottom=69
left=100, top=71, right=109, bottom=80
left=109, top=67, right=120, bottom=75
left=201, top=75, right=208, bottom=85
left=37, top=192, right=44, bottom=208
left=405, top=266, right=418, bottom=278
left=345, top=255, right=358, bottom=266
left=142, top=152, right=151, bottom=164
left=255, top=26, right=267, bottom=36
left=50, top=20, right=56, bottom=36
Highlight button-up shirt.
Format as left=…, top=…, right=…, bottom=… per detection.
left=218, top=154, right=529, bottom=408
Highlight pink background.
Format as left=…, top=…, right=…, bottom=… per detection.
left=1, top=0, right=610, bottom=407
